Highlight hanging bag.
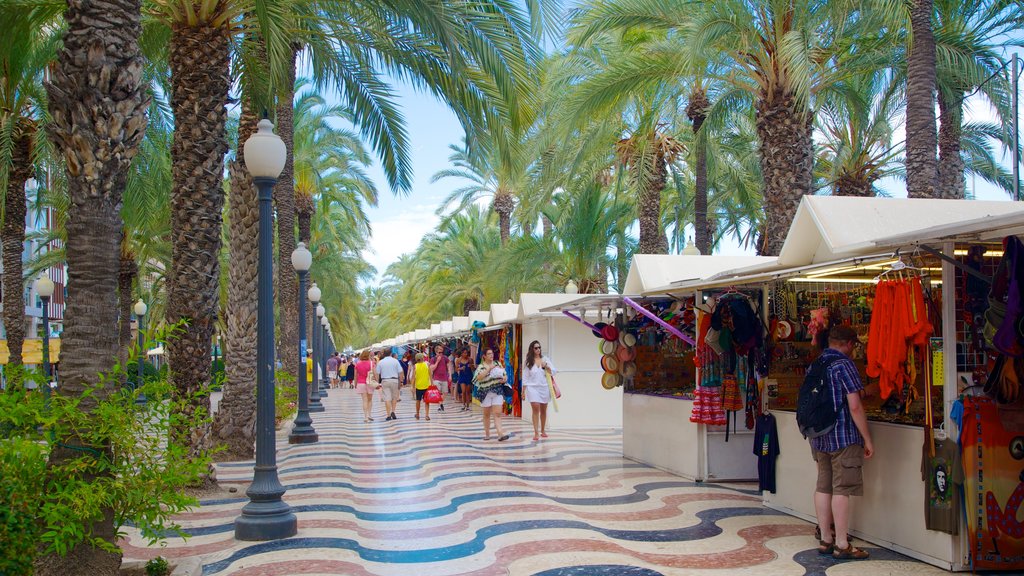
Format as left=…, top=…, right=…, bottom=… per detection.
left=424, top=384, right=443, bottom=404
left=992, top=237, right=1024, bottom=357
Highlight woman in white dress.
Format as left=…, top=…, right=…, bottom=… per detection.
left=522, top=340, right=555, bottom=441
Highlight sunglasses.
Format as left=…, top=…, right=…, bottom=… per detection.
left=532, top=346, right=541, bottom=350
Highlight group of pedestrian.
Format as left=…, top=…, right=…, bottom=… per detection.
left=333, top=340, right=557, bottom=444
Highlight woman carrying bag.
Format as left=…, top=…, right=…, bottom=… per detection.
left=522, top=340, right=556, bottom=441
left=473, top=348, right=510, bottom=441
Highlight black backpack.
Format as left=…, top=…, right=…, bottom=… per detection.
left=796, top=355, right=843, bottom=439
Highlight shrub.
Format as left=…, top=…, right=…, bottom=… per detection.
left=0, top=325, right=214, bottom=571
left=274, top=370, right=298, bottom=424
left=145, top=556, right=170, bottom=576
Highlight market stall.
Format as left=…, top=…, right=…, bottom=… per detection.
left=668, top=196, right=1024, bottom=571
left=480, top=302, right=522, bottom=417
left=518, top=293, right=621, bottom=428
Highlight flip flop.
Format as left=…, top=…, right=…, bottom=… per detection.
left=498, top=434, right=510, bottom=442
left=532, top=435, right=539, bottom=441
left=540, top=433, right=549, bottom=438
left=425, top=416, right=431, bottom=421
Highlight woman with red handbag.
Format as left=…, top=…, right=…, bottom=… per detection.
left=473, top=348, right=510, bottom=441
left=523, top=340, right=556, bottom=441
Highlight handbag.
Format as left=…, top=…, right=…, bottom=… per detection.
left=550, top=374, right=562, bottom=399
left=424, top=384, right=443, bottom=404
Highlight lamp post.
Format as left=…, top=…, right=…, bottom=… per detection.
left=288, top=243, right=318, bottom=444
left=34, top=275, right=54, bottom=399
left=307, top=284, right=324, bottom=412
left=234, top=118, right=297, bottom=541
left=320, top=315, right=330, bottom=393
left=133, top=299, right=148, bottom=404
left=316, top=303, right=327, bottom=394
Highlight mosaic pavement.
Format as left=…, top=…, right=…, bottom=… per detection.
left=121, top=388, right=952, bottom=575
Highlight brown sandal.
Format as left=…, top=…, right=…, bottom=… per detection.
left=833, top=543, right=869, bottom=560
left=817, top=540, right=835, bottom=555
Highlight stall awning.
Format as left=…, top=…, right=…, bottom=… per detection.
left=518, top=293, right=586, bottom=319
left=467, top=311, right=491, bottom=326
left=870, top=209, right=1024, bottom=248
left=489, top=302, right=519, bottom=324
left=662, top=252, right=897, bottom=293
left=538, top=293, right=641, bottom=314
left=778, top=196, right=1024, bottom=267
left=624, top=254, right=776, bottom=295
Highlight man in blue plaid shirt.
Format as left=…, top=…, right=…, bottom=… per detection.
left=811, top=325, right=874, bottom=560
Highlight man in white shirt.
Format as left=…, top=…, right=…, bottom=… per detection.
left=376, top=352, right=405, bottom=421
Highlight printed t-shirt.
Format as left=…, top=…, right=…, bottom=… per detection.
left=753, top=413, right=780, bottom=494
left=327, top=356, right=340, bottom=372
left=415, top=362, right=431, bottom=390
left=921, top=437, right=962, bottom=534
left=354, top=360, right=372, bottom=385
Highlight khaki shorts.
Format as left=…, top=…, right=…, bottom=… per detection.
left=381, top=379, right=400, bottom=401
left=812, top=444, right=864, bottom=496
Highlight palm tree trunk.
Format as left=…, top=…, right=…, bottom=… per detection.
left=755, top=89, right=814, bottom=256
left=493, top=190, right=514, bottom=244
left=905, top=0, right=939, bottom=199
left=834, top=172, right=876, bottom=197
left=2, top=128, right=31, bottom=378
left=167, top=22, right=229, bottom=464
left=463, top=297, right=478, bottom=316
left=214, top=159, right=259, bottom=460
left=275, top=46, right=299, bottom=374
left=542, top=214, right=553, bottom=237
left=615, top=232, right=628, bottom=293
left=117, top=243, right=136, bottom=376
left=937, top=91, right=966, bottom=199
left=39, top=0, right=149, bottom=571
left=687, top=86, right=710, bottom=255
left=636, top=155, right=668, bottom=254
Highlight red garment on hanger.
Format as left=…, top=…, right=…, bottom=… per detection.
left=866, top=279, right=933, bottom=400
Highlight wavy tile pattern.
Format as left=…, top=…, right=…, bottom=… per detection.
left=121, top=389, right=951, bottom=575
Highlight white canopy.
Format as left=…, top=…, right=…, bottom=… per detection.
left=519, top=293, right=591, bottom=319
left=468, top=310, right=490, bottom=326
left=415, top=329, right=430, bottom=340
left=430, top=323, right=441, bottom=336
left=440, top=320, right=454, bottom=335
left=628, top=255, right=777, bottom=295
left=778, top=196, right=1024, bottom=267
left=452, top=316, right=470, bottom=331
left=489, top=302, right=519, bottom=324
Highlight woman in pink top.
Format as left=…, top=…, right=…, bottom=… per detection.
left=430, top=344, right=451, bottom=411
left=354, top=349, right=377, bottom=422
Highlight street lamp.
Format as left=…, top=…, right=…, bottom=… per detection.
left=234, top=118, right=297, bottom=541
left=316, top=304, right=327, bottom=394
left=34, top=275, right=54, bottom=398
left=306, top=284, right=325, bottom=412
left=288, top=243, right=318, bottom=444
left=320, top=315, right=330, bottom=393
left=133, top=299, right=148, bottom=404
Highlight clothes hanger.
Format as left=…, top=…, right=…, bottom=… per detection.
left=873, top=250, right=924, bottom=282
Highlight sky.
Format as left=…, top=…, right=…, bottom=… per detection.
left=355, top=50, right=1024, bottom=284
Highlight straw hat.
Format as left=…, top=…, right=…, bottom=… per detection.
left=602, top=372, right=621, bottom=389
left=600, top=354, right=619, bottom=373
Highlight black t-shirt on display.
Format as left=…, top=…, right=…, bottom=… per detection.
left=753, top=413, right=781, bottom=493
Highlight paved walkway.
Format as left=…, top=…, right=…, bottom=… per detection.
left=122, top=388, right=951, bottom=575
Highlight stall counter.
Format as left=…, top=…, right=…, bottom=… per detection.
left=763, top=411, right=956, bottom=569
left=624, top=393, right=757, bottom=481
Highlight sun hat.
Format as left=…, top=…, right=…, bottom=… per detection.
left=601, top=324, right=620, bottom=341
left=619, top=332, right=637, bottom=347
left=600, top=354, right=619, bottom=373
left=601, top=339, right=617, bottom=354
left=616, top=345, right=636, bottom=362
left=592, top=322, right=609, bottom=338
left=601, top=372, right=621, bottom=389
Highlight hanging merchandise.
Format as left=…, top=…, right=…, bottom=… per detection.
left=922, top=437, right=962, bottom=535
left=988, top=236, right=1024, bottom=357
left=753, top=412, right=780, bottom=494
left=866, top=275, right=934, bottom=400
left=961, top=396, right=1024, bottom=570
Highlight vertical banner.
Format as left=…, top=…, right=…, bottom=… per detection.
left=962, top=396, right=1024, bottom=570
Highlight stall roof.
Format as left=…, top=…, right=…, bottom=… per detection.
left=539, top=293, right=640, bottom=314
left=623, top=254, right=775, bottom=295
left=452, top=316, right=470, bottom=331
left=430, top=323, right=441, bottom=336
left=869, top=207, right=1024, bottom=248
left=440, top=320, right=454, bottom=335
left=778, top=196, right=1024, bottom=267
left=518, top=293, right=587, bottom=318
left=489, top=302, right=520, bottom=324
left=415, top=328, right=430, bottom=340
left=468, top=310, right=491, bottom=326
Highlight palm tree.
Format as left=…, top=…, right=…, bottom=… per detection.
left=815, top=70, right=903, bottom=197
left=572, top=0, right=880, bottom=255
left=905, top=0, right=940, bottom=198
left=0, top=6, right=56, bottom=377
left=41, top=0, right=150, bottom=572
left=933, top=0, right=1023, bottom=199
